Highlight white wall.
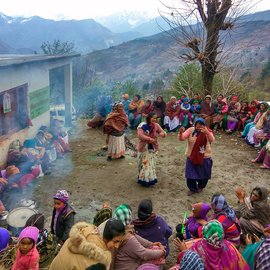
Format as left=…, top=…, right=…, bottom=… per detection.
left=0, top=62, right=52, bottom=166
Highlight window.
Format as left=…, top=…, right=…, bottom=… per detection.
left=0, top=84, right=29, bottom=137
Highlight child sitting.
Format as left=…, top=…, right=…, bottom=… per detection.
left=186, top=202, right=211, bottom=238
left=11, top=226, right=40, bottom=270
left=51, top=190, right=76, bottom=245
left=179, top=98, right=193, bottom=127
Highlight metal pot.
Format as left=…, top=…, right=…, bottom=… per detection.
left=7, top=207, right=37, bottom=237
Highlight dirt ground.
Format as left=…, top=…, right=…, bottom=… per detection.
left=3, top=119, right=269, bottom=268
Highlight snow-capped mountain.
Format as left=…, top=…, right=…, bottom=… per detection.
left=96, top=11, right=158, bottom=33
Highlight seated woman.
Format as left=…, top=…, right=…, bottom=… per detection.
left=103, top=103, right=129, bottom=161
left=210, top=194, right=241, bottom=247
left=179, top=98, right=193, bottom=128
left=49, top=219, right=125, bottom=270
left=141, top=100, right=154, bottom=123
left=244, top=102, right=268, bottom=144
left=153, top=96, right=166, bottom=127
left=212, top=96, right=228, bottom=132
left=132, top=199, right=172, bottom=257
left=21, top=139, right=51, bottom=175
left=254, top=224, right=270, bottom=269
left=199, top=95, right=215, bottom=128
left=235, top=186, right=270, bottom=238
left=163, top=96, right=180, bottom=132
left=174, top=220, right=249, bottom=270
left=225, top=96, right=241, bottom=134
left=6, top=139, right=35, bottom=174
left=251, top=139, right=270, bottom=169
left=128, top=95, right=145, bottom=129
left=252, top=109, right=270, bottom=148
left=238, top=101, right=250, bottom=131
left=185, top=202, right=211, bottom=239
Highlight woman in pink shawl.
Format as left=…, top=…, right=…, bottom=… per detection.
left=174, top=220, right=250, bottom=270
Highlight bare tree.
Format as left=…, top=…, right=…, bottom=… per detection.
left=160, top=0, right=258, bottom=96
left=41, top=39, right=75, bottom=55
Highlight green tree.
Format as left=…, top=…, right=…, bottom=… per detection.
left=172, top=63, right=203, bottom=97
left=41, top=39, right=75, bottom=55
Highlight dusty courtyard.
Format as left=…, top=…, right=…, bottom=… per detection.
left=3, top=119, right=269, bottom=268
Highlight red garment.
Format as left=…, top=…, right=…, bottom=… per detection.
left=103, top=112, right=129, bottom=134
left=12, top=246, right=39, bottom=270
left=142, top=101, right=154, bottom=115
left=165, top=102, right=180, bottom=118
left=189, top=132, right=208, bottom=165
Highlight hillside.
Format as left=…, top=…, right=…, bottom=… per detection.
left=0, top=12, right=141, bottom=54
left=81, top=19, right=270, bottom=83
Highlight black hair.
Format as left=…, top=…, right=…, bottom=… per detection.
left=85, top=263, right=106, bottom=270
left=135, top=94, right=141, bottom=100
left=138, top=199, right=153, bottom=221
left=146, top=112, right=156, bottom=125
left=103, top=218, right=125, bottom=241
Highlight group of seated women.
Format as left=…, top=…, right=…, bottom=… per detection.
left=0, top=120, right=71, bottom=215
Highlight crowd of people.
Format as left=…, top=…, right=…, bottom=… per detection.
left=0, top=189, right=269, bottom=270
left=0, top=92, right=269, bottom=270
left=0, top=119, right=71, bottom=222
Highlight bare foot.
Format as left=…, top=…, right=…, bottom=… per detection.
left=260, top=165, right=268, bottom=169
left=251, top=159, right=257, bottom=163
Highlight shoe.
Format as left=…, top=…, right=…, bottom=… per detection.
left=119, top=155, right=125, bottom=159
left=164, top=129, right=168, bottom=133
left=44, top=171, right=51, bottom=175
left=107, top=156, right=112, bottom=161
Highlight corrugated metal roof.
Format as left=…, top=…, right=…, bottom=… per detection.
left=0, top=53, right=81, bottom=67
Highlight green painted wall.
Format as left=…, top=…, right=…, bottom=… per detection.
left=29, top=87, right=50, bottom=119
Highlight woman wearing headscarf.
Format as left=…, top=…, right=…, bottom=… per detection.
left=168, top=249, right=205, bottom=270
left=186, top=202, right=211, bottom=239
left=225, top=95, right=241, bottom=134
left=174, top=220, right=250, bottom=270
left=199, top=95, right=215, bottom=128
left=178, top=118, right=215, bottom=195
left=163, top=96, right=180, bottom=132
left=212, top=95, right=228, bottom=132
left=254, top=224, right=270, bottom=270
left=112, top=204, right=166, bottom=270
left=103, top=103, right=129, bottom=161
left=137, top=112, right=166, bottom=187
left=235, top=186, right=270, bottom=238
left=132, top=199, right=172, bottom=257
left=211, top=194, right=241, bottom=247
left=244, top=102, right=268, bottom=145
left=141, top=100, right=154, bottom=122
left=128, top=95, right=145, bottom=129
left=0, top=228, right=10, bottom=252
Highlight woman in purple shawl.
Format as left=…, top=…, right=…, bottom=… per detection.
left=186, top=202, right=211, bottom=238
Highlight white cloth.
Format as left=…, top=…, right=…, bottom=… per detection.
left=163, top=115, right=179, bottom=131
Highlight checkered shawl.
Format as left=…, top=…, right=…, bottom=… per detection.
left=180, top=250, right=205, bottom=270
left=255, top=238, right=270, bottom=269
left=113, top=204, right=132, bottom=226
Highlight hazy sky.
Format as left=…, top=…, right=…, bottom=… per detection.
left=0, top=0, right=269, bottom=20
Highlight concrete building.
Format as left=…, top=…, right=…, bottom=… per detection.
left=0, top=53, right=80, bottom=166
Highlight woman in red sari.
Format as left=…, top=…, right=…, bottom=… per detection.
left=103, top=103, right=129, bottom=161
